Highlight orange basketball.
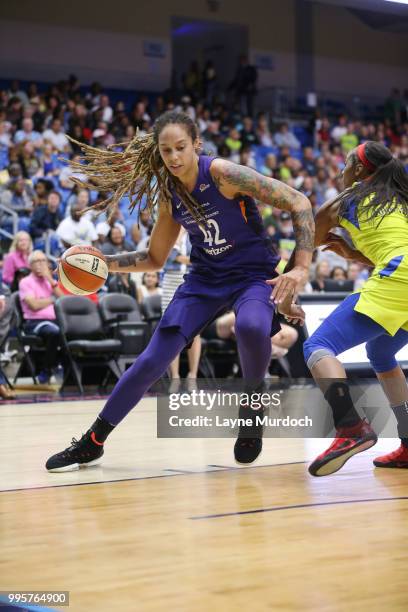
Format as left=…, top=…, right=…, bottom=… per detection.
left=58, top=245, right=108, bottom=295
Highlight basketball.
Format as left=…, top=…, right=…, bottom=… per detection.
left=58, top=245, right=108, bottom=295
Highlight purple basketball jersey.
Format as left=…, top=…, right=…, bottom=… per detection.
left=170, top=155, right=280, bottom=282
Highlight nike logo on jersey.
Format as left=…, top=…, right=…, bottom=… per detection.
left=176, top=201, right=182, bottom=209
left=199, top=183, right=210, bottom=192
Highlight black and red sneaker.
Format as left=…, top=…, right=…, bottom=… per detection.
left=45, top=430, right=104, bottom=472
left=308, top=420, right=377, bottom=477
left=373, top=444, right=408, bottom=468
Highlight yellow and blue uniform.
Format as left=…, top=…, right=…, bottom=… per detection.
left=304, top=193, right=408, bottom=373
left=340, top=194, right=408, bottom=335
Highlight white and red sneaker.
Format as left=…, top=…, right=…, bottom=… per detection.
left=308, top=420, right=377, bottom=477
left=373, top=444, right=408, bottom=469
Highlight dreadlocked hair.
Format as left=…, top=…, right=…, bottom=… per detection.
left=66, top=110, right=206, bottom=225
left=337, top=141, right=408, bottom=226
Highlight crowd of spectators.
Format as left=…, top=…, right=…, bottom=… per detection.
left=0, top=75, right=407, bottom=382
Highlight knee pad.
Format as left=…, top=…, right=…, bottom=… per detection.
left=303, top=337, right=335, bottom=370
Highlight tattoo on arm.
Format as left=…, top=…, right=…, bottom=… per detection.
left=292, top=208, right=314, bottom=252
left=218, top=162, right=306, bottom=211
left=212, top=174, right=222, bottom=191
left=109, top=250, right=148, bottom=269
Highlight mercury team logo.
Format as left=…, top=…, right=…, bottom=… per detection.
left=199, top=183, right=210, bottom=192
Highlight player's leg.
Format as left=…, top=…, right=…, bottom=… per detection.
left=45, top=282, right=227, bottom=472
left=187, top=335, right=202, bottom=378
left=365, top=329, right=408, bottom=468
left=233, top=285, right=275, bottom=463
left=168, top=354, right=181, bottom=379
left=304, top=293, right=386, bottom=476
left=45, top=325, right=187, bottom=471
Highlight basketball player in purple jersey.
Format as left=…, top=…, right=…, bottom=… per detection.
left=46, top=111, right=313, bottom=471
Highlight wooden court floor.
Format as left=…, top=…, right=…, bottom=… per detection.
left=1, top=397, right=408, bottom=612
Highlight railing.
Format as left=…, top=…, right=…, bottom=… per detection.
left=0, top=204, right=18, bottom=240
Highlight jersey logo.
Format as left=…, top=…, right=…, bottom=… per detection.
left=199, top=183, right=210, bottom=192
left=176, top=201, right=182, bottom=209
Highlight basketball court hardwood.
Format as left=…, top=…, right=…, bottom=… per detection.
left=1, top=397, right=408, bottom=611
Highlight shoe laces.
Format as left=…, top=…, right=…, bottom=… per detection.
left=68, top=432, right=89, bottom=451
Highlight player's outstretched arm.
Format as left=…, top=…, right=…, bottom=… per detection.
left=106, top=201, right=181, bottom=273
left=211, top=159, right=314, bottom=302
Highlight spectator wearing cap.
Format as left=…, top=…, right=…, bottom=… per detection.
left=93, top=122, right=115, bottom=147
left=92, top=128, right=107, bottom=147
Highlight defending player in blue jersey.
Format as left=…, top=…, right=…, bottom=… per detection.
left=46, top=110, right=313, bottom=472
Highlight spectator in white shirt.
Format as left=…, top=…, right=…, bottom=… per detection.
left=96, top=209, right=126, bottom=242
left=56, top=203, right=97, bottom=248
left=42, top=118, right=69, bottom=152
